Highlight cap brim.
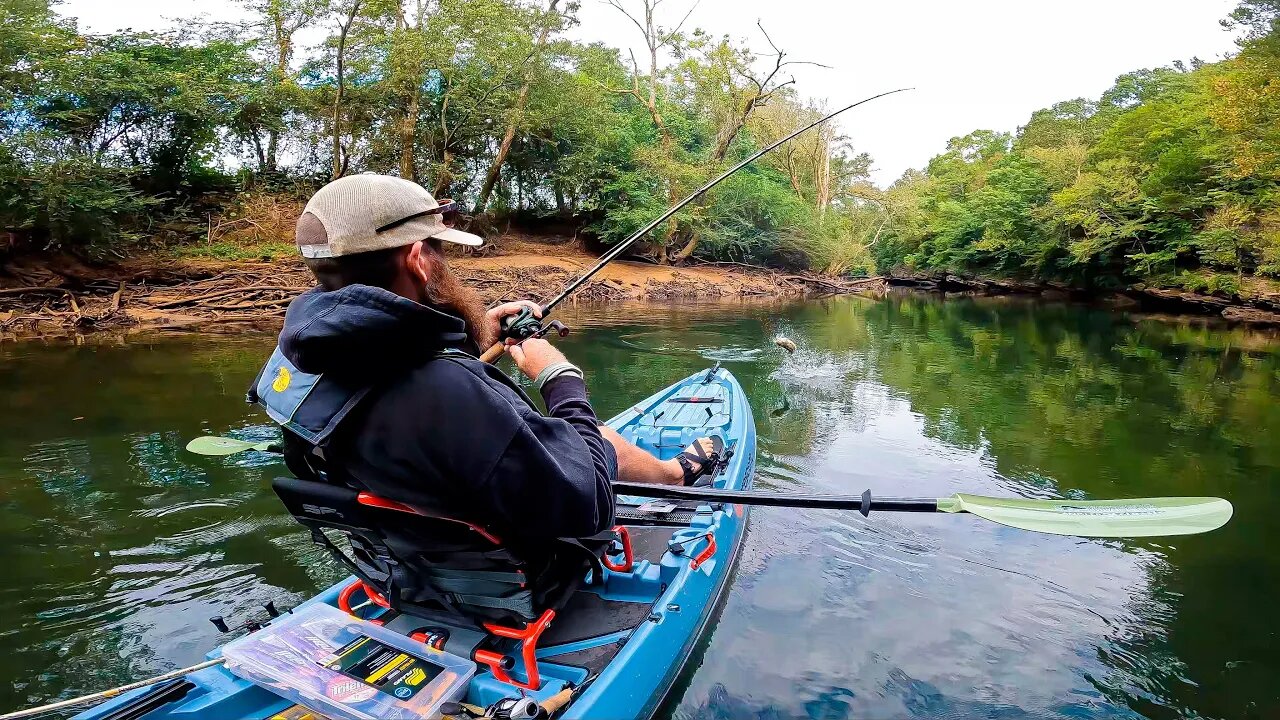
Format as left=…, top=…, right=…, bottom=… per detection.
left=431, top=226, right=484, bottom=247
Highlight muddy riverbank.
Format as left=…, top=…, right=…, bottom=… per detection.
left=0, top=239, right=883, bottom=341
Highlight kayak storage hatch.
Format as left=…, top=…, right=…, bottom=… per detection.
left=71, top=366, right=756, bottom=720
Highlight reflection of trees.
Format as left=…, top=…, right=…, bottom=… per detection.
left=852, top=294, right=1280, bottom=720
left=0, top=335, right=330, bottom=707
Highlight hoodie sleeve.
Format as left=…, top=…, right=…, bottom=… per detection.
left=481, top=374, right=618, bottom=539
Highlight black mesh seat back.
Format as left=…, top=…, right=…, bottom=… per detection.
left=271, top=477, right=601, bottom=627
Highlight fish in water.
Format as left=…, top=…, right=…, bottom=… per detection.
left=774, top=336, right=797, bottom=353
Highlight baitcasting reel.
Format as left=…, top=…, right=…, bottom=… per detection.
left=500, top=306, right=569, bottom=343
left=441, top=696, right=541, bottom=719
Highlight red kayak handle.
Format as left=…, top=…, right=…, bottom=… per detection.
left=690, top=533, right=717, bottom=570
left=338, top=579, right=390, bottom=615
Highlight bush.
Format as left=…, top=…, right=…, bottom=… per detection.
left=0, top=154, right=161, bottom=256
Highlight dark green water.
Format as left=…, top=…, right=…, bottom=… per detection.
left=2, top=294, right=1278, bottom=719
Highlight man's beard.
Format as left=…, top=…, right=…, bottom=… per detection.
left=422, top=257, right=490, bottom=348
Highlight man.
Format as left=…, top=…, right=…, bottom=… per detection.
left=265, top=174, right=718, bottom=542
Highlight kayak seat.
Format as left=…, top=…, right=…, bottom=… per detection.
left=271, top=477, right=614, bottom=631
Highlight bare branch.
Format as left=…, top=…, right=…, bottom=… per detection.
left=779, top=59, right=833, bottom=69
left=756, top=20, right=781, bottom=57
left=603, top=0, right=650, bottom=40
left=660, top=0, right=700, bottom=47
left=591, top=76, right=638, bottom=94
left=628, top=48, right=643, bottom=94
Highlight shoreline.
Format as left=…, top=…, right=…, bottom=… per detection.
left=0, top=240, right=883, bottom=342
left=4, top=239, right=1279, bottom=342
left=887, top=272, right=1280, bottom=327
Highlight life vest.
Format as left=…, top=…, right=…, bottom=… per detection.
left=247, top=346, right=620, bottom=628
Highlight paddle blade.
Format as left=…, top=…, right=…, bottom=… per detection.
left=185, top=436, right=273, bottom=456
left=939, top=494, right=1233, bottom=537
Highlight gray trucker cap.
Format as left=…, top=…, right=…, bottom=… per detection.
left=295, top=174, right=482, bottom=259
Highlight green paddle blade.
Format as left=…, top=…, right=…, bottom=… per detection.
left=185, top=436, right=277, bottom=456
left=937, top=493, right=1233, bottom=537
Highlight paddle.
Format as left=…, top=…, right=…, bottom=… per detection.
left=185, top=436, right=281, bottom=456
left=185, top=435, right=1231, bottom=538
left=612, top=481, right=1233, bottom=538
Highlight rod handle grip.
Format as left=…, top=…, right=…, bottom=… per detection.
left=479, top=341, right=505, bottom=364
left=540, top=685, right=575, bottom=715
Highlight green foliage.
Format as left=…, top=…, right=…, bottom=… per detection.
left=0, top=0, right=876, bottom=272
left=174, top=240, right=297, bottom=261
left=878, top=1, right=1280, bottom=292
left=12, top=0, right=1276, bottom=289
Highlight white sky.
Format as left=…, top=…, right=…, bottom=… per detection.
left=58, top=0, right=1242, bottom=186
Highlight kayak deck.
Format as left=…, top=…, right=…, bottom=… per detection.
left=73, top=366, right=755, bottom=720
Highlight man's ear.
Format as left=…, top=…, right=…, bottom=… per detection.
left=404, top=240, right=431, bottom=286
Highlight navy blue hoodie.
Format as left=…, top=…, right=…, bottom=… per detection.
left=276, top=285, right=617, bottom=539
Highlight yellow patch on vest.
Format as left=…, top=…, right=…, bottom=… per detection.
left=272, top=366, right=292, bottom=393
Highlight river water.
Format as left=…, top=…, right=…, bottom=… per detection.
left=1, top=294, right=1277, bottom=719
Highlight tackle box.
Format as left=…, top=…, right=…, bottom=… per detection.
left=222, top=602, right=474, bottom=720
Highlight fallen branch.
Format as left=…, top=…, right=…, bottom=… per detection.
left=202, top=297, right=296, bottom=310
left=780, top=275, right=885, bottom=291
left=150, top=285, right=302, bottom=309
left=696, top=260, right=775, bottom=272
left=0, top=286, right=73, bottom=297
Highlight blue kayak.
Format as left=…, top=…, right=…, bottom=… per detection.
left=74, top=366, right=756, bottom=720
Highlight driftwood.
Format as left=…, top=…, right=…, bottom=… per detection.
left=152, top=285, right=301, bottom=308
left=780, top=274, right=885, bottom=291
left=202, top=298, right=297, bottom=310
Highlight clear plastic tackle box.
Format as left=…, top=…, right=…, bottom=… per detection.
left=222, top=602, right=475, bottom=720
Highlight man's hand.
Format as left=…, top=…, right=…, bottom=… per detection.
left=506, top=338, right=567, bottom=381
left=483, top=300, right=541, bottom=348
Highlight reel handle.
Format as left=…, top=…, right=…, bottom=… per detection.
left=479, top=309, right=568, bottom=364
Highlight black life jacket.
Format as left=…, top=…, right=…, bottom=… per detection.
left=248, top=346, right=615, bottom=628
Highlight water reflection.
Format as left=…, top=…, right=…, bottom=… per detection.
left=0, top=295, right=1276, bottom=719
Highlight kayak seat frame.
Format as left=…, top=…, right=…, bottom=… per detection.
left=275, top=478, right=635, bottom=692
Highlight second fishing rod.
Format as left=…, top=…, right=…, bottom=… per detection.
left=476, top=87, right=912, bottom=363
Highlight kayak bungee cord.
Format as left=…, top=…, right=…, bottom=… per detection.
left=476, top=87, right=914, bottom=364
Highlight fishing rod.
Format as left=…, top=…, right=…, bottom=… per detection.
left=0, top=659, right=224, bottom=720
left=475, top=87, right=913, bottom=364
left=184, top=437, right=1232, bottom=538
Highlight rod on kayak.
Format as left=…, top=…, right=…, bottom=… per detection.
left=611, top=481, right=1234, bottom=538
left=0, top=659, right=225, bottom=720
left=476, top=87, right=913, bottom=364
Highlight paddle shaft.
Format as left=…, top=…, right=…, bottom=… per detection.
left=476, top=88, right=913, bottom=364
left=611, top=481, right=936, bottom=514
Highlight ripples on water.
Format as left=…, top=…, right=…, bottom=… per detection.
left=0, top=297, right=1276, bottom=719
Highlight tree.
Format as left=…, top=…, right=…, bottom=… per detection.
left=473, top=0, right=565, bottom=212
left=330, top=0, right=363, bottom=180
left=667, top=22, right=823, bottom=262
left=231, top=0, right=327, bottom=174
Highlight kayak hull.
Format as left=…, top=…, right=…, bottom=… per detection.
left=72, top=366, right=755, bottom=720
